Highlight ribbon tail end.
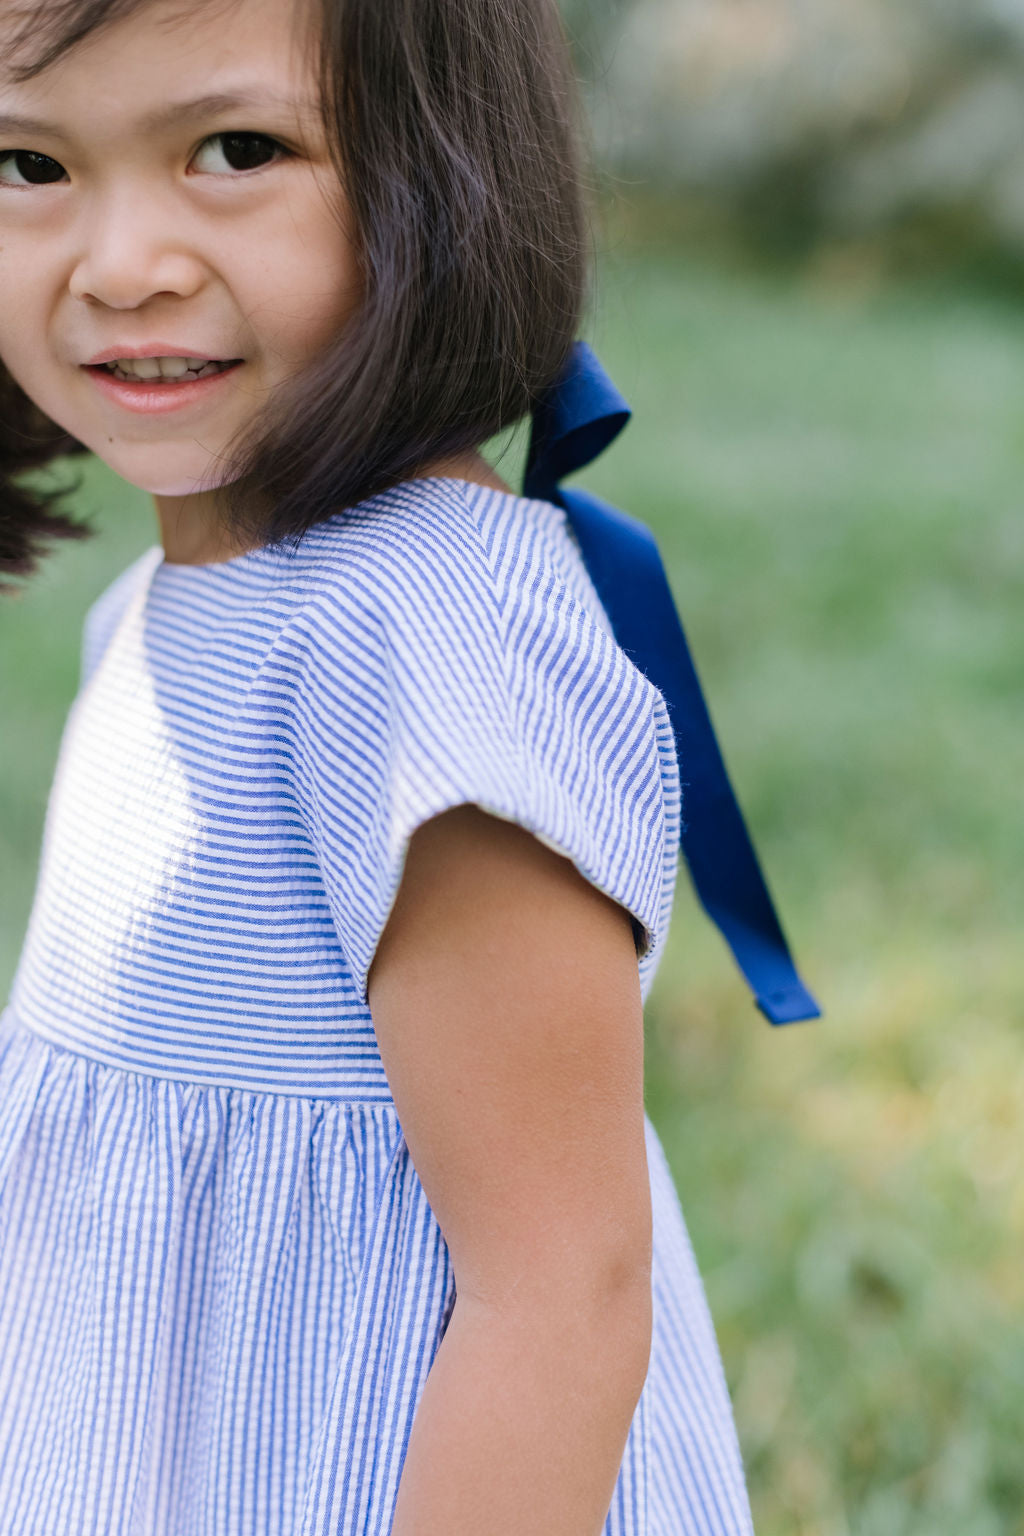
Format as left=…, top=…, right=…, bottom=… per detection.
left=756, top=985, right=823, bottom=1026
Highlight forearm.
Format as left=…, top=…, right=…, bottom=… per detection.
left=389, top=1279, right=652, bottom=1536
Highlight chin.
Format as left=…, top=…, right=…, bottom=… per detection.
left=102, top=451, right=237, bottom=500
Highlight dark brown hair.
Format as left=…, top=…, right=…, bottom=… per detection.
left=0, top=0, right=588, bottom=582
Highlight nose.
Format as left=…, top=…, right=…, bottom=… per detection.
left=69, top=188, right=206, bottom=309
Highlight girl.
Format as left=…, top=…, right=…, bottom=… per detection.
left=0, top=0, right=759, bottom=1531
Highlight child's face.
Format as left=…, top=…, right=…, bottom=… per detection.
left=0, top=0, right=361, bottom=500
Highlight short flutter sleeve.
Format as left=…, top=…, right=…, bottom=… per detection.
left=283, top=484, right=680, bottom=1004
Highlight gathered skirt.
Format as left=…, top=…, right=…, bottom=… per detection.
left=0, top=1018, right=754, bottom=1536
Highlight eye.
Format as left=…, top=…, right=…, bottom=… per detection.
left=0, top=150, right=67, bottom=187
left=190, top=132, right=287, bottom=175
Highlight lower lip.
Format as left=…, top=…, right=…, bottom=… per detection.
left=83, top=362, right=243, bottom=415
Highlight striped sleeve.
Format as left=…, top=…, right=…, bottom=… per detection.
left=285, top=498, right=673, bottom=1003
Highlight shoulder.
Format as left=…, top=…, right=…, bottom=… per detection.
left=280, top=476, right=618, bottom=671
left=273, top=476, right=672, bottom=782
left=280, top=474, right=679, bottom=853
left=80, top=545, right=163, bottom=690
left=277, top=480, right=681, bottom=995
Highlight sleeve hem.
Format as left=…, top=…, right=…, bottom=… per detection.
left=355, top=791, right=660, bottom=1009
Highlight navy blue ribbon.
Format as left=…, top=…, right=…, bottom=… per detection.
left=525, top=342, right=820, bottom=1025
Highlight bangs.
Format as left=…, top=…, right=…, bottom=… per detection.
left=5, top=0, right=150, bottom=78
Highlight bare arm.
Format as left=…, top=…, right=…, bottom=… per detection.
left=367, top=805, right=653, bottom=1536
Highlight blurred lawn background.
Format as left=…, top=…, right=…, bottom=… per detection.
left=2, top=236, right=1021, bottom=1535
left=4, top=0, right=1024, bottom=1521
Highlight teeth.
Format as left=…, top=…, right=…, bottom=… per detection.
left=103, top=356, right=231, bottom=382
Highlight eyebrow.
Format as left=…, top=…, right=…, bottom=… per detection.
left=0, top=89, right=321, bottom=142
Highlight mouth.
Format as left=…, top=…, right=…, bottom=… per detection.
left=81, top=352, right=246, bottom=416
left=85, top=355, right=243, bottom=383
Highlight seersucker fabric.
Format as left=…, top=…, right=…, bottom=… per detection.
left=0, top=477, right=755, bottom=1535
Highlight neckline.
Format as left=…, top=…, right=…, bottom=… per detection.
left=147, top=477, right=533, bottom=580
left=152, top=539, right=279, bottom=576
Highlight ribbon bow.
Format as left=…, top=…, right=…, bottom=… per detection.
left=525, top=342, right=821, bottom=1025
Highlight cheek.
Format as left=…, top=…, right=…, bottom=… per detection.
left=0, top=325, right=68, bottom=431
left=0, top=281, right=41, bottom=389
left=0, top=250, right=69, bottom=423
left=0, top=314, right=79, bottom=444
left=245, top=191, right=363, bottom=371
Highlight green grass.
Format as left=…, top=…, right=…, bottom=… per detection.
left=2, top=250, right=1022, bottom=1534
left=584, top=251, right=1024, bottom=1535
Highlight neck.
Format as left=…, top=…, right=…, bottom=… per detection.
left=153, top=489, right=254, bottom=567
left=153, top=451, right=513, bottom=567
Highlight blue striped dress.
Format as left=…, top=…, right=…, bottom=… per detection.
left=0, top=477, right=754, bottom=1535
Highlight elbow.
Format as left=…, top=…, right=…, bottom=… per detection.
left=455, top=1202, right=655, bottom=1408
left=594, top=1250, right=653, bottom=1407
left=568, top=1201, right=655, bottom=1403
left=550, top=1234, right=654, bottom=1411
left=456, top=1241, right=653, bottom=1409
left=596, top=1199, right=654, bottom=1387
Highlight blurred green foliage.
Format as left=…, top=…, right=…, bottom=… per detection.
left=579, top=0, right=1024, bottom=274
left=2, top=247, right=1023, bottom=1534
